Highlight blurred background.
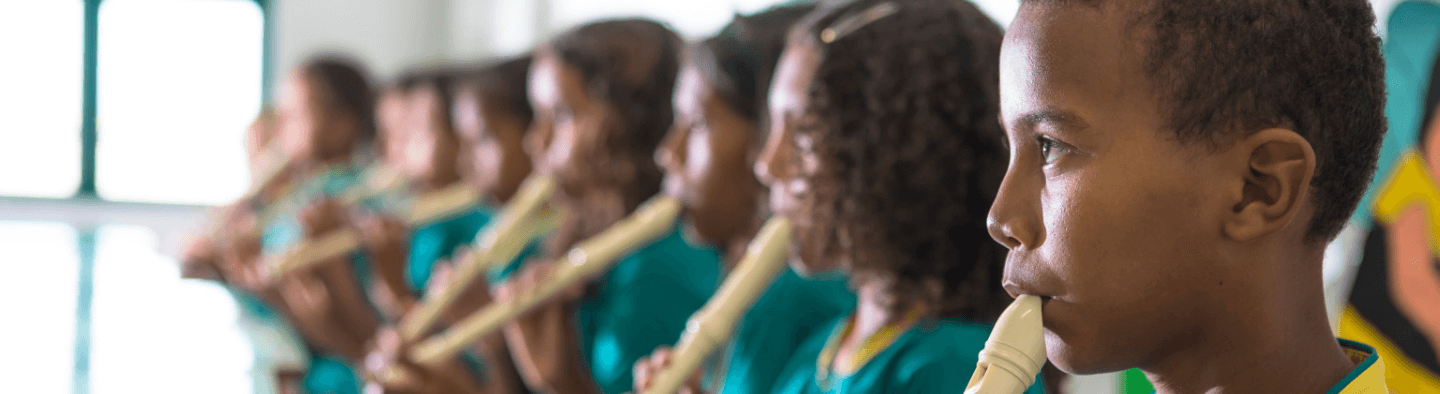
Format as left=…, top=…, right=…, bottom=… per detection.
left=0, top=0, right=1433, bottom=393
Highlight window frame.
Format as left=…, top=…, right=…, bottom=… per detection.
left=4, top=2, right=271, bottom=393
left=78, top=0, right=273, bottom=201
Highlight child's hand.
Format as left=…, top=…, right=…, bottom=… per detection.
left=632, top=346, right=705, bottom=394
left=298, top=198, right=348, bottom=238
left=423, top=254, right=494, bottom=327
left=362, top=327, right=486, bottom=394
left=356, top=214, right=416, bottom=319
left=180, top=236, right=221, bottom=280
left=491, top=261, right=586, bottom=307
left=493, top=261, right=597, bottom=393
left=355, top=214, right=409, bottom=265
left=216, top=232, right=269, bottom=291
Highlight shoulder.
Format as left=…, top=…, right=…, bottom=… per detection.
left=614, top=225, right=721, bottom=283
left=773, top=316, right=848, bottom=392
left=742, top=269, right=855, bottom=338
left=633, top=225, right=721, bottom=264
left=887, top=320, right=993, bottom=389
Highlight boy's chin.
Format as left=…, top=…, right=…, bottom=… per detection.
left=1045, top=332, right=1137, bottom=375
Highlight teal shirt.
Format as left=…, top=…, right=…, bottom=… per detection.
left=773, top=317, right=1046, bottom=394
left=406, top=203, right=539, bottom=294
left=576, top=224, right=723, bottom=394
left=254, top=164, right=375, bottom=394
left=714, top=268, right=855, bottom=394
left=406, top=206, right=492, bottom=294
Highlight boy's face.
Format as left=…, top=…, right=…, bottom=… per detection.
left=990, top=3, right=1239, bottom=374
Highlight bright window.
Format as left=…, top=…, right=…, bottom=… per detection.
left=89, top=225, right=255, bottom=394
left=0, top=222, right=79, bottom=394
left=96, top=0, right=264, bottom=205
left=0, top=1, right=83, bottom=198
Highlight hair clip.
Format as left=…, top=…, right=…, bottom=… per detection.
left=820, top=2, right=900, bottom=43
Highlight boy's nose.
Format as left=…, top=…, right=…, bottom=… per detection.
left=987, top=172, right=1043, bottom=251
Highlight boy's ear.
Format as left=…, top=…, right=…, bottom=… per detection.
left=1222, top=128, right=1316, bottom=242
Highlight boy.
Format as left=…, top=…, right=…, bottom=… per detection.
left=986, top=0, right=1390, bottom=392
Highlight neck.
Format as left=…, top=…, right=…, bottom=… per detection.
left=1145, top=250, right=1352, bottom=394
left=849, top=280, right=896, bottom=346
left=719, top=217, right=766, bottom=272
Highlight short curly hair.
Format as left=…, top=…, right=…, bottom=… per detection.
left=793, top=0, right=1011, bottom=321
left=1028, top=0, right=1387, bottom=242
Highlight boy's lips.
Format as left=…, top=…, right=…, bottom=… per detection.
left=1002, top=282, right=1058, bottom=303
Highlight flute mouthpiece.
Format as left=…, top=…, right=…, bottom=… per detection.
left=963, top=294, right=1045, bottom=394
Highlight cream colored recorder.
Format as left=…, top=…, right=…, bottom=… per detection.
left=642, top=217, right=793, bottom=394
left=964, top=294, right=1046, bottom=394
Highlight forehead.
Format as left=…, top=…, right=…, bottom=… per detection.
left=280, top=71, right=314, bottom=106
left=674, top=63, right=713, bottom=111
left=528, top=50, right=589, bottom=107
left=528, top=51, right=562, bottom=103
left=1000, top=3, right=1151, bottom=129
left=768, top=42, right=819, bottom=114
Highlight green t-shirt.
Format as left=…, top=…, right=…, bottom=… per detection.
left=304, top=355, right=361, bottom=394
left=405, top=203, right=540, bottom=294
left=576, top=224, right=723, bottom=394
left=255, top=164, right=372, bottom=394
left=773, top=316, right=1046, bottom=394
left=713, top=268, right=855, bottom=394
left=405, top=206, right=491, bottom=294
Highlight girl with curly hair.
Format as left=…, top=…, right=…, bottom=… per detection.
left=755, top=1, right=1044, bottom=392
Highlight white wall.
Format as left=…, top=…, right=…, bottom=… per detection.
left=273, top=0, right=451, bottom=83
left=271, top=0, right=830, bottom=86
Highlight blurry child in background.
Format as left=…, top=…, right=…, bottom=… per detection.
left=495, top=18, right=723, bottom=394
left=356, top=58, right=540, bottom=394
left=250, top=56, right=389, bottom=394
left=753, top=1, right=1044, bottom=392
left=629, top=5, right=857, bottom=394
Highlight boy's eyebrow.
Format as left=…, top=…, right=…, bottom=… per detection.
left=1015, top=109, right=1091, bottom=132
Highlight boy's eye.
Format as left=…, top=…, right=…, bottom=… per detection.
left=1038, top=136, right=1067, bottom=164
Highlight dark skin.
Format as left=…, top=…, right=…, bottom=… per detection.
left=399, top=84, right=464, bottom=192
left=453, top=85, right=533, bottom=207
left=352, top=81, right=472, bottom=323
left=258, top=69, right=385, bottom=362
left=989, top=3, right=1353, bottom=393
left=276, top=70, right=360, bottom=169
left=359, top=75, right=541, bottom=394
left=493, top=47, right=609, bottom=394
left=656, top=63, right=766, bottom=260
left=756, top=42, right=837, bottom=278
left=377, top=86, right=412, bottom=166
left=754, top=39, right=901, bottom=377
left=632, top=62, right=766, bottom=393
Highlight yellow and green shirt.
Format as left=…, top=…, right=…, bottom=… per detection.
left=1328, top=339, right=1390, bottom=394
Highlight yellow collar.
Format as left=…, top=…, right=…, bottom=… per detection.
left=1329, top=339, right=1390, bottom=394
left=814, top=308, right=924, bottom=386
